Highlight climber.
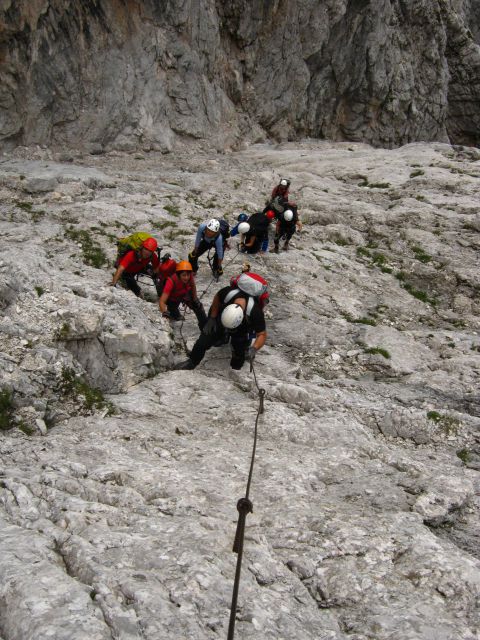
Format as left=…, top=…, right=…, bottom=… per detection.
left=231, top=222, right=251, bottom=245
left=174, top=281, right=267, bottom=370
left=159, top=261, right=207, bottom=329
left=240, top=210, right=275, bottom=254
left=265, top=177, right=290, bottom=213
left=271, top=177, right=290, bottom=201
left=230, top=212, right=249, bottom=238
left=109, top=237, right=161, bottom=298
left=272, top=207, right=303, bottom=252
left=188, top=218, right=230, bottom=278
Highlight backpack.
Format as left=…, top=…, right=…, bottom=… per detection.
left=247, top=212, right=270, bottom=238
left=158, top=255, right=177, bottom=280
left=270, top=195, right=287, bottom=214
left=219, top=219, right=230, bottom=240
left=116, top=232, right=153, bottom=259
left=226, top=272, right=269, bottom=316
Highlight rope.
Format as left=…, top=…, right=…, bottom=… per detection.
left=202, top=248, right=240, bottom=297
left=177, top=302, right=190, bottom=355
left=134, top=273, right=158, bottom=288
left=227, top=359, right=265, bottom=640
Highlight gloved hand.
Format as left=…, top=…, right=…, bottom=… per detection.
left=202, top=316, right=217, bottom=335
left=248, top=346, right=257, bottom=362
left=216, top=266, right=224, bottom=276
left=162, top=311, right=171, bottom=319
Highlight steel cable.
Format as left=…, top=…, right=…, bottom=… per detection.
left=227, top=359, right=265, bottom=640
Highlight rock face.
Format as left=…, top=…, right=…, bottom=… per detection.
left=1, top=140, right=480, bottom=638
left=1, top=0, right=480, bottom=151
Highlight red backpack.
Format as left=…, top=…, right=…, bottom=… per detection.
left=227, top=272, right=269, bottom=315
left=158, top=257, right=177, bottom=280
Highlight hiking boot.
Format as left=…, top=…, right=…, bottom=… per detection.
left=282, top=242, right=289, bottom=251
left=271, top=245, right=279, bottom=254
left=174, top=359, right=195, bottom=370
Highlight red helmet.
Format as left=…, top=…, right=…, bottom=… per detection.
left=142, top=237, right=158, bottom=252
left=265, top=210, right=275, bottom=221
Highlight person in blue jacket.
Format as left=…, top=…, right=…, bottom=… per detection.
left=230, top=212, right=248, bottom=238
left=188, top=218, right=228, bottom=277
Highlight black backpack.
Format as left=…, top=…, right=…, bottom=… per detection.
left=247, top=211, right=269, bottom=237
left=219, top=219, right=230, bottom=240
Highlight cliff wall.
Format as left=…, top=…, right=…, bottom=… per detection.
left=1, top=0, right=479, bottom=151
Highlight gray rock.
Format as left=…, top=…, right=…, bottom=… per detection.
left=22, top=177, right=58, bottom=193
left=0, top=142, right=480, bottom=640
left=1, top=1, right=480, bottom=151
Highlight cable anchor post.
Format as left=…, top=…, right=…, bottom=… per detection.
left=258, top=388, right=265, bottom=415
left=227, top=497, right=253, bottom=640
left=232, top=497, right=253, bottom=554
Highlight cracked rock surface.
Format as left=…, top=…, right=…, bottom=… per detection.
left=0, top=140, right=480, bottom=639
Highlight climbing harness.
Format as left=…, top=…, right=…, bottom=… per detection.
left=207, top=247, right=220, bottom=282
left=227, top=359, right=265, bottom=640
left=134, top=272, right=159, bottom=288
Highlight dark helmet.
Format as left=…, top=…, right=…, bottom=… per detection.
left=237, top=213, right=248, bottom=222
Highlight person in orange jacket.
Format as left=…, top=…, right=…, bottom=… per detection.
left=159, top=261, right=207, bottom=329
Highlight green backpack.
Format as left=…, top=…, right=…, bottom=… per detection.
left=116, top=232, right=153, bottom=258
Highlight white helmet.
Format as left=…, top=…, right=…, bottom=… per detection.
left=221, top=303, right=244, bottom=329
left=238, top=222, right=250, bottom=234
left=283, top=209, right=294, bottom=222
left=206, top=219, right=220, bottom=233
left=280, top=178, right=289, bottom=187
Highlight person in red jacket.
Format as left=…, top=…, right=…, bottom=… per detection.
left=159, top=261, right=207, bottom=328
left=109, top=237, right=161, bottom=298
left=263, top=178, right=292, bottom=221
left=271, top=177, right=290, bottom=201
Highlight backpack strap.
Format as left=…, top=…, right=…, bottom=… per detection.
left=224, top=288, right=256, bottom=318
left=134, top=248, right=155, bottom=265
left=224, top=288, right=241, bottom=304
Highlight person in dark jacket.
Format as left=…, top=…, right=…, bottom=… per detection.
left=240, top=210, right=275, bottom=254
left=272, top=207, right=303, bottom=252
left=175, top=285, right=267, bottom=370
